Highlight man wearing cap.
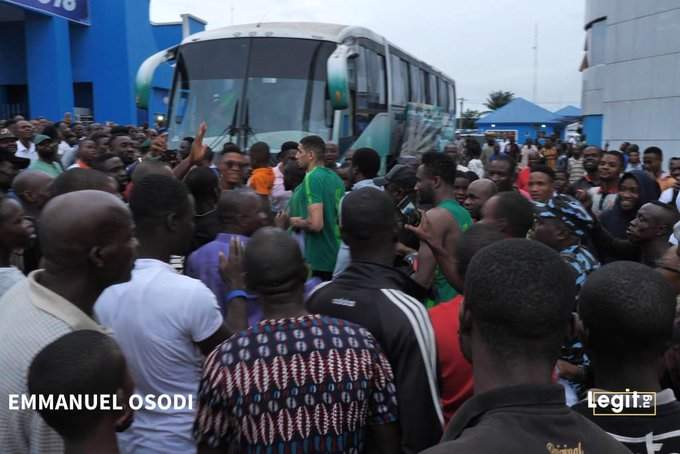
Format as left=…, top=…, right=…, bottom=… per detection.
left=14, top=120, right=36, bottom=163
left=0, top=128, right=18, bottom=156
left=532, top=194, right=600, bottom=292
left=532, top=194, right=601, bottom=405
left=29, top=136, right=64, bottom=178
left=375, top=163, right=417, bottom=198
left=0, top=127, right=30, bottom=194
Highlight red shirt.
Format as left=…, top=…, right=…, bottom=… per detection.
left=428, top=295, right=473, bottom=423
left=516, top=167, right=530, bottom=192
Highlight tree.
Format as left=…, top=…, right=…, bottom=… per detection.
left=459, top=109, right=482, bottom=130
left=484, top=91, right=515, bottom=111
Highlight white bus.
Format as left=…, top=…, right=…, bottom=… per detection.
left=137, top=22, right=456, bottom=165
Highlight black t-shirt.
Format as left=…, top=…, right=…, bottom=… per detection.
left=573, top=389, right=680, bottom=454
left=307, top=261, right=442, bottom=453
left=422, top=384, right=631, bottom=454
left=189, top=210, right=221, bottom=253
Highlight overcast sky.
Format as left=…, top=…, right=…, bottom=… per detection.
left=151, top=0, right=585, bottom=113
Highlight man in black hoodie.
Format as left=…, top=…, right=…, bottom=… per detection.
left=307, top=188, right=442, bottom=453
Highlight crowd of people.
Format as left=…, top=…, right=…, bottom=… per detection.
left=1, top=113, right=680, bottom=453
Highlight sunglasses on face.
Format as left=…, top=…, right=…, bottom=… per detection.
left=224, top=160, right=246, bottom=169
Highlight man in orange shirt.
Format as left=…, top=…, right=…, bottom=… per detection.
left=247, top=142, right=275, bottom=197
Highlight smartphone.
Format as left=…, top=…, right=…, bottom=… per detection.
left=397, top=197, right=421, bottom=226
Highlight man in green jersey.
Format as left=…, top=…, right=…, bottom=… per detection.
left=414, top=151, right=472, bottom=303
left=291, top=135, right=345, bottom=280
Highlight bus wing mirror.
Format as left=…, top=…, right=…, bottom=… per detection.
left=327, top=45, right=356, bottom=111
left=136, top=46, right=178, bottom=110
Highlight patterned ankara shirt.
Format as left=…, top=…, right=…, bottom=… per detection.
left=194, top=314, right=399, bottom=453
left=560, top=244, right=600, bottom=294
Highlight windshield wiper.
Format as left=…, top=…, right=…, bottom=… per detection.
left=209, top=100, right=240, bottom=150
left=241, top=98, right=255, bottom=148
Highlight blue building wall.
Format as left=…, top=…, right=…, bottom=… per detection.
left=0, top=21, right=28, bottom=117
left=476, top=121, right=559, bottom=143
left=25, top=12, right=75, bottom=121
left=0, top=22, right=27, bottom=85
left=0, top=0, right=205, bottom=124
left=582, top=115, right=603, bottom=147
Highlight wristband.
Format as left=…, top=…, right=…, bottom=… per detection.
left=226, top=290, right=249, bottom=302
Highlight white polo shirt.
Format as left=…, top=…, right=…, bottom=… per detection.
left=0, top=270, right=107, bottom=454
left=15, top=140, right=37, bottom=163
left=95, top=258, right=223, bottom=454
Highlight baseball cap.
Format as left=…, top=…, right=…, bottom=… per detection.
left=0, top=128, right=16, bottom=140
left=0, top=151, right=30, bottom=170
left=373, top=164, right=417, bottom=188
left=34, top=135, right=53, bottom=146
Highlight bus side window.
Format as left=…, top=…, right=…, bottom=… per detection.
left=410, top=65, right=423, bottom=103
left=390, top=55, right=409, bottom=106
left=428, top=73, right=437, bottom=106
left=449, top=84, right=456, bottom=113
left=353, top=46, right=387, bottom=135
left=438, top=78, right=448, bottom=108
left=422, top=69, right=431, bottom=104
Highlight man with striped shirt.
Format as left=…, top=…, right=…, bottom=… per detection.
left=307, top=188, right=442, bottom=454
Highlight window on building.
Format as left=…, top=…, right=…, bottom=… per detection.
left=588, top=20, right=607, bottom=66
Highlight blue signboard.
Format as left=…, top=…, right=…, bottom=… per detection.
left=2, top=0, right=90, bottom=25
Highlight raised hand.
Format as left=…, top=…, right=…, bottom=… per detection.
left=190, top=121, right=208, bottom=164
left=219, top=236, right=246, bottom=289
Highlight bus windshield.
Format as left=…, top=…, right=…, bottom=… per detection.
left=167, top=37, right=337, bottom=150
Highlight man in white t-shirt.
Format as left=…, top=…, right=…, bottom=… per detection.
left=96, top=174, right=231, bottom=454
left=14, top=120, right=37, bottom=162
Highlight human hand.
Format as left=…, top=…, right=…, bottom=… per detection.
left=556, top=359, right=583, bottom=381
left=289, top=217, right=306, bottom=230
left=275, top=211, right=290, bottom=230
left=395, top=242, right=417, bottom=257
left=219, top=237, right=246, bottom=289
left=575, top=189, right=592, bottom=211
left=190, top=122, right=208, bottom=163
left=672, top=179, right=680, bottom=192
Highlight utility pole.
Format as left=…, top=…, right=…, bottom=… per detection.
left=458, top=97, right=466, bottom=130
left=532, top=23, right=538, bottom=102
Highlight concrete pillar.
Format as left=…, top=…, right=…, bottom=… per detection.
left=24, top=12, right=74, bottom=120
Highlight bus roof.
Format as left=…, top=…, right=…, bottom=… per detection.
left=183, top=22, right=454, bottom=84
left=184, top=22, right=357, bottom=44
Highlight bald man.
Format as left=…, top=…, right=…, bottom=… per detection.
left=12, top=170, right=53, bottom=219
left=592, top=201, right=679, bottom=266
left=194, top=227, right=401, bottom=453
left=51, top=168, right=119, bottom=198
left=464, top=179, right=498, bottom=221
left=185, top=189, right=269, bottom=329
left=0, top=190, right=136, bottom=454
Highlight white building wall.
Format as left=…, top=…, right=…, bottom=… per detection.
left=584, top=0, right=680, bottom=155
